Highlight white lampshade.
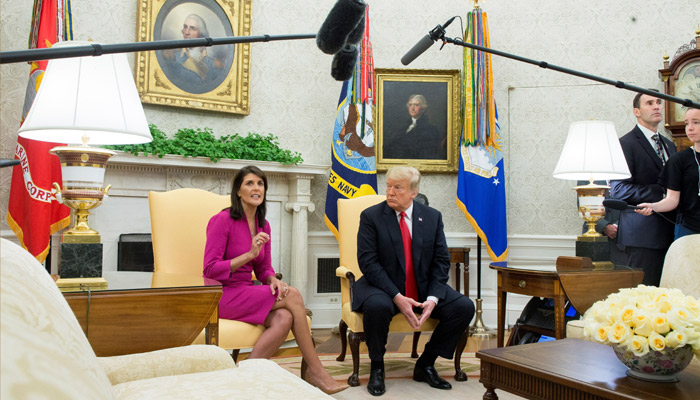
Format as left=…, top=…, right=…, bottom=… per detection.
left=552, top=120, right=631, bottom=181
left=18, top=41, right=151, bottom=145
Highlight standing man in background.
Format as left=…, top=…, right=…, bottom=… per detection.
left=610, top=91, right=677, bottom=286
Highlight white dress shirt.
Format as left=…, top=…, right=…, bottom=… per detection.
left=637, top=123, right=668, bottom=160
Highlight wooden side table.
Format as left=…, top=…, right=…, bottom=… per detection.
left=63, top=274, right=222, bottom=356
left=449, top=247, right=470, bottom=295
left=489, top=263, right=566, bottom=347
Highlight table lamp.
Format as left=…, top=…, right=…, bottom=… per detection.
left=552, top=121, right=630, bottom=262
left=18, top=40, right=152, bottom=278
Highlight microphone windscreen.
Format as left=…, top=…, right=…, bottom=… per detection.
left=316, top=0, right=367, bottom=55
left=400, top=34, right=435, bottom=66
left=331, top=44, right=358, bottom=81
left=344, top=14, right=365, bottom=45
left=602, top=199, right=630, bottom=210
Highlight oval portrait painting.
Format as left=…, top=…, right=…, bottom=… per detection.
left=154, top=0, right=235, bottom=94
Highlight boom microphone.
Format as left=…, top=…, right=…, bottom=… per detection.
left=603, top=199, right=677, bottom=225
left=331, top=44, right=359, bottom=81
left=316, top=0, right=367, bottom=55
left=344, top=10, right=366, bottom=46
left=603, top=199, right=642, bottom=210
left=401, top=16, right=456, bottom=66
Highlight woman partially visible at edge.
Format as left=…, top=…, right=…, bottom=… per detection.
left=637, top=107, right=700, bottom=239
left=203, top=165, right=348, bottom=395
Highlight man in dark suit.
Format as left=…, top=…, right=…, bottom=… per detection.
left=610, top=92, right=677, bottom=286
left=353, top=166, right=474, bottom=396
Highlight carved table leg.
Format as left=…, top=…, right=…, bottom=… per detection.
left=455, top=261, right=462, bottom=293
left=483, top=384, right=499, bottom=400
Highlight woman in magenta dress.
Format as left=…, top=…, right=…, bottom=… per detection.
left=203, top=165, right=347, bottom=395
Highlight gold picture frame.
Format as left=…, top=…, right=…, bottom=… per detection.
left=135, top=0, right=251, bottom=114
left=375, top=68, right=461, bottom=172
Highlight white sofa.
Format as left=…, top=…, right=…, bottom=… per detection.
left=0, top=238, right=330, bottom=399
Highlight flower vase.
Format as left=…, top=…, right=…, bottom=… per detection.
left=612, top=344, right=694, bottom=383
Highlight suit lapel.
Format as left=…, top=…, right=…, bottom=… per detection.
left=634, top=127, right=663, bottom=170
left=411, top=203, right=423, bottom=269
left=382, top=203, right=405, bottom=269
left=661, top=135, right=677, bottom=157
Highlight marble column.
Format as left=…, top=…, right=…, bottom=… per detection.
left=285, top=174, right=315, bottom=299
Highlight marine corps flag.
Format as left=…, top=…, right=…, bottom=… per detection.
left=7, top=0, right=73, bottom=262
left=324, top=7, right=377, bottom=239
left=456, top=7, right=508, bottom=261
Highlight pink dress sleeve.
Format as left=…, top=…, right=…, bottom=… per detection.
left=203, top=211, right=234, bottom=281
left=252, top=221, right=276, bottom=284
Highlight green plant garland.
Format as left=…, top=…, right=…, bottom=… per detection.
left=105, top=124, right=303, bottom=165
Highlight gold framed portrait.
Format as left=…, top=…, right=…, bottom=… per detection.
left=375, top=69, right=462, bottom=172
left=135, top=0, right=251, bottom=114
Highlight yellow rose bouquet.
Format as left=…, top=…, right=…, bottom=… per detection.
left=583, top=285, right=700, bottom=359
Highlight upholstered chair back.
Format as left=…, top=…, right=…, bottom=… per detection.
left=149, top=188, right=230, bottom=275
left=337, top=195, right=385, bottom=303
left=660, top=234, right=700, bottom=298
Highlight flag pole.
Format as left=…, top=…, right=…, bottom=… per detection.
left=469, top=236, right=494, bottom=337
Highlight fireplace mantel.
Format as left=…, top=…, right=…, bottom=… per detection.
left=64, top=152, right=329, bottom=299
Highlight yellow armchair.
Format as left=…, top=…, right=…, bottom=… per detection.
left=334, top=195, right=468, bottom=386
left=148, top=188, right=309, bottom=365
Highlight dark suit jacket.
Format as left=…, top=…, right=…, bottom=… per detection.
left=609, top=126, right=676, bottom=249
left=351, top=201, right=452, bottom=311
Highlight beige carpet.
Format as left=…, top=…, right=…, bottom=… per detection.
left=271, top=352, right=525, bottom=400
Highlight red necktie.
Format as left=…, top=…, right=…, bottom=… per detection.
left=399, top=212, right=418, bottom=300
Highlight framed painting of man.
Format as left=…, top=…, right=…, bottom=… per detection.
left=135, top=0, right=251, bottom=114
left=375, top=69, right=461, bottom=172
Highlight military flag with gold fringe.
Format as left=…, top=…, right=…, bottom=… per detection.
left=456, top=7, right=508, bottom=261
left=324, top=7, right=377, bottom=239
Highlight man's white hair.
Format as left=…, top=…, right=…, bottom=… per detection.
left=386, top=166, right=420, bottom=191
left=185, top=14, right=209, bottom=37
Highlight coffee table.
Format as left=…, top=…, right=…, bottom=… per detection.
left=63, top=272, right=221, bottom=357
left=477, top=338, right=700, bottom=400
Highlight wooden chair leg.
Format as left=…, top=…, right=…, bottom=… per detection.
left=347, top=330, right=362, bottom=387
left=411, top=331, right=421, bottom=358
left=453, top=329, right=469, bottom=381
left=336, top=319, right=348, bottom=361
left=231, top=349, right=240, bottom=363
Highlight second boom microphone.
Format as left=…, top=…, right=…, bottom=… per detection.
left=400, top=16, right=456, bottom=66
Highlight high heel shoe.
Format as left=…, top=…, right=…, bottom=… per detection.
left=304, top=369, right=349, bottom=394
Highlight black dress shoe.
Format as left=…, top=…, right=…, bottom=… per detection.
left=413, top=365, right=452, bottom=390
left=367, top=368, right=386, bottom=396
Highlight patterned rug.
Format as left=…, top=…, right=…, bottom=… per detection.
left=271, top=352, right=481, bottom=382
